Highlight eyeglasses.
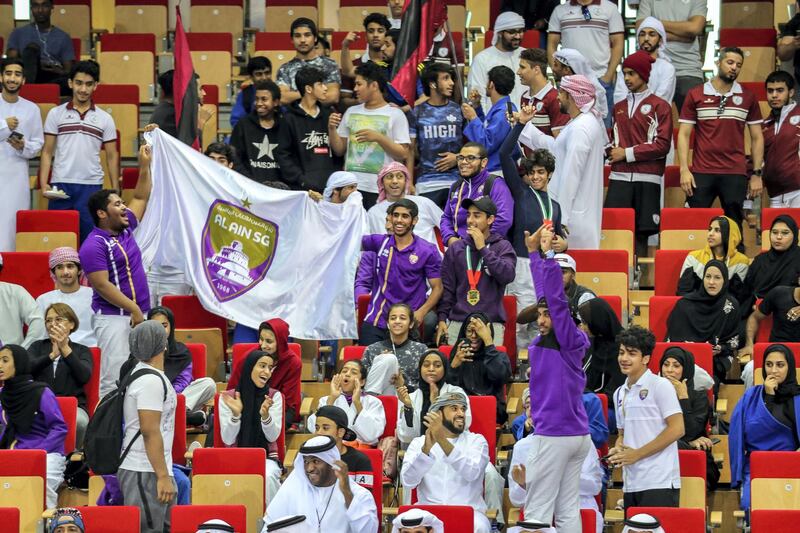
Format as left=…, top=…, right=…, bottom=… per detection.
left=456, top=155, right=483, bottom=163
left=45, top=317, right=69, bottom=325
left=717, top=95, right=728, bottom=116
left=581, top=5, right=592, bottom=21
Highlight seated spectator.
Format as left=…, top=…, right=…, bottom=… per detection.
left=322, top=170, right=359, bottom=203
left=578, top=298, right=624, bottom=406
left=307, top=360, right=386, bottom=446
left=612, top=17, right=676, bottom=105
left=396, top=348, right=473, bottom=445
left=400, top=391, right=491, bottom=532
left=49, top=508, right=85, bottom=533
left=730, top=344, right=800, bottom=514
left=622, top=514, right=665, bottom=533
left=230, top=80, right=282, bottom=185
left=276, top=18, right=341, bottom=107
left=362, top=303, right=427, bottom=395
left=313, top=404, right=372, bottom=473
left=28, top=302, right=92, bottom=446
left=36, top=247, right=97, bottom=346
left=437, top=196, right=516, bottom=346
left=677, top=215, right=749, bottom=302
left=261, top=516, right=305, bottom=532
left=391, top=508, right=444, bottom=533
left=366, top=162, right=443, bottom=247
left=447, top=313, right=512, bottom=423
left=262, top=435, right=378, bottom=532
left=0, top=344, right=67, bottom=509
left=230, top=56, right=272, bottom=128
left=6, top=0, right=74, bottom=95
left=0, top=253, right=46, bottom=348
left=219, top=350, right=283, bottom=503
left=667, top=260, right=742, bottom=385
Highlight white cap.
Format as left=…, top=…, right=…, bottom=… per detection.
left=554, top=253, right=576, bottom=272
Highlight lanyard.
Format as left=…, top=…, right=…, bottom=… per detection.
left=530, top=188, right=553, bottom=222
left=465, top=246, right=483, bottom=289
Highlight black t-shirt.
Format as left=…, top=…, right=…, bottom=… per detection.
left=758, top=285, right=800, bottom=342
left=781, top=15, right=800, bottom=87
left=341, top=445, right=373, bottom=474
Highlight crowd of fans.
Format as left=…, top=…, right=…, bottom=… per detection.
left=1, top=0, right=800, bottom=532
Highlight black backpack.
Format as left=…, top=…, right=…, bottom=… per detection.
left=84, top=367, right=168, bottom=475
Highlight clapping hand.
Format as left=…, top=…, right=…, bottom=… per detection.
left=221, top=391, right=244, bottom=418
left=259, top=395, right=273, bottom=420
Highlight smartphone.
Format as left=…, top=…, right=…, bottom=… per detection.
left=506, top=100, right=514, bottom=117
left=711, top=438, right=721, bottom=445
left=8, top=131, right=23, bottom=141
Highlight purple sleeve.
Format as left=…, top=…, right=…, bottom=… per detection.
left=440, top=191, right=456, bottom=244
left=488, top=178, right=514, bottom=238
left=126, top=209, right=139, bottom=231
left=38, top=389, right=68, bottom=455
left=361, top=234, right=383, bottom=252
left=479, top=239, right=516, bottom=285
left=437, top=247, right=456, bottom=321
left=172, top=365, right=193, bottom=394
left=424, top=245, right=441, bottom=280
left=79, top=236, right=108, bottom=275
left=355, top=252, right=375, bottom=302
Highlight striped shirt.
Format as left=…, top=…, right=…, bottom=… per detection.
left=679, top=81, right=762, bottom=175
left=44, top=101, right=116, bottom=185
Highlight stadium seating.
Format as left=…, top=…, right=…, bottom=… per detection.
left=468, top=396, right=497, bottom=463
left=0, top=450, right=46, bottom=532
left=600, top=208, right=635, bottom=267
left=18, top=84, right=60, bottom=125
left=211, top=393, right=287, bottom=464
left=80, top=506, right=140, bottom=533
left=186, top=33, right=234, bottom=103
left=190, top=0, right=244, bottom=49
left=173, top=394, right=187, bottom=466
left=761, top=208, right=800, bottom=250
left=187, top=342, right=208, bottom=380
left=678, top=449, right=707, bottom=509
left=330, top=31, right=366, bottom=64
left=341, top=344, right=367, bottom=362
left=263, top=0, right=318, bottom=32
left=660, top=207, right=723, bottom=250
left=51, top=0, right=92, bottom=53
left=85, top=347, right=101, bottom=416
left=162, top=294, right=229, bottom=349
left=751, top=509, right=800, bottom=532
left=651, top=342, right=714, bottom=379
left=654, top=249, right=690, bottom=296
left=201, top=84, right=219, bottom=152
left=740, top=81, right=770, bottom=118
left=627, top=506, right=705, bottom=533
left=253, top=32, right=298, bottom=73
left=0, top=252, right=52, bottom=298
left=93, top=84, right=140, bottom=158
left=0, top=0, right=12, bottom=43
left=599, top=295, right=623, bottom=322
left=568, top=249, right=629, bottom=316
left=97, top=33, right=157, bottom=103
left=171, top=504, right=248, bottom=533
left=648, top=295, right=681, bottom=342
left=338, top=0, right=389, bottom=31
left=114, top=0, right=169, bottom=46
left=358, top=448, right=384, bottom=533
left=15, top=209, right=79, bottom=252
left=752, top=343, right=800, bottom=385
left=378, top=394, right=398, bottom=441
left=719, top=28, right=777, bottom=82
left=56, top=395, right=77, bottom=453
left=397, top=505, right=474, bottom=533
left=750, top=451, right=800, bottom=511
left=663, top=166, right=684, bottom=208
left=0, top=508, right=19, bottom=533
left=720, top=0, right=774, bottom=28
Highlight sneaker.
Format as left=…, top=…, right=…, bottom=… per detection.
left=186, top=410, right=207, bottom=427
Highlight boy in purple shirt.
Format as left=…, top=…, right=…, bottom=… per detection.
left=79, top=139, right=154, bottom=398
left=522, top=224, right=591, bottom=532
left=360, top=198, right=443, bottom=346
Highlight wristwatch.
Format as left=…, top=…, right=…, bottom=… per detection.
left=752, top=169, right=762, bottom=177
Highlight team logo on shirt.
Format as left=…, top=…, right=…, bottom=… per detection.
left=201, top=200, right=279, bottom=302
left=639, top=389, right=649, bottom=400
left=409, top=253, right=419, bottom=264
left=791, top=116, right=800, bottom=126
left=536, top=102, right=544, bottom=112
left=733, top=96, right=743, bottom=106
left=640, top=104, right=652, bottom=115
left=446, top=114, right=459, bottom=123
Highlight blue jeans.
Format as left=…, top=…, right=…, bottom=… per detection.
left=48, top=182, right=102, bottom=243
left=599, top=78, right=615, bottom=129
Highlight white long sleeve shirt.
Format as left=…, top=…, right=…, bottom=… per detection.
left=0, top=95, right=44, bottom=170
left=307, top=394, right=386, bottom=445
left=219, top=390, right=283, bottom=446
left=0, top=281, right=46, bottom=348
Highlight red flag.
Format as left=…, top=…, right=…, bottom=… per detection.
left=390, top=0, right=447, bottom=105
left=173, top=7, right=200, bottom=149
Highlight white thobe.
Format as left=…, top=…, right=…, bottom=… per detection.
left=0, top=281, right=46, bottom=348
left=519, top=113, right=606, bottom=249
left=0, top=95, right=44, bottom=251
left=367, top=195, right=443, bottom=249
left=467, top=46, right=525, bottom=112
left=307, top=394, right=386, bottom=445
left=401, top=431, right=491, bottom=533
left=36, top=287, right=97, bottom=347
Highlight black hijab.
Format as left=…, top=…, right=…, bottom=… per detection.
left=659, top=346, right=697, bottom=394
left=746, top=215, right=800, bottom=299
left=762, top=344, right=800, bottom=404
left=236, top=350, right=274, bottom=449
left=148, top=306, right=192, bottom=382
left=579, top=298, right=624, bottom=396
left=453, top=312, right=494, bottom=356
left=417, top=349, right=449, bottom=426
left=0, top=345, right=48, bottom=446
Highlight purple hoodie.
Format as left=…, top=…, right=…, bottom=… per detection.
left=528, top=252, right=590, bottom=437
left=440, top=169, right=514, bottom=244
left=0, top=387, right=67, bottom=455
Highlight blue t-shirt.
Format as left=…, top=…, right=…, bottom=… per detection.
left=7, top=24, right=75, bottom=67
left=409, top=100, right=463, bottom=191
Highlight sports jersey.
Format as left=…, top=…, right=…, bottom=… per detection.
left=409, top=100, right=464, bottom=193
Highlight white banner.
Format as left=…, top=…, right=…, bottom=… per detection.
left=136, top=129, right=365, bottom=339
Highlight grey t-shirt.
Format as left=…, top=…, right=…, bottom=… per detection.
left=276, top=55, right=342, bottom=91
left=7, top=24, right=75, bottom=68
left=637, top=0, right=707, bottom=78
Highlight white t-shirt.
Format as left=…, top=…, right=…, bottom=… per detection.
left=367, top=194, right=443, bottom=248
left=120, top=361, right=177, bottom=473
left=614, top=369, right=682, bottom=492
left=337, top=103, right=411, bottom=194
left=36, top=287, right=97, bottom=347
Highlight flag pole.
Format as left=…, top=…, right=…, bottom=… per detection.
left=444, top=19, right=464, bottom=103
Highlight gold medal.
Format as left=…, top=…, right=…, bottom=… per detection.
left=467, top=289, right=481, bottom=305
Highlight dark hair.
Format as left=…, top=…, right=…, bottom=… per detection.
left=388, top=198, right=419, bottom=219
left=290, top=17, right=318, bottom=39
left=519, top=48, right=548, bottom=74
left=766, top=70, right=795, bottom=90
left=355, top=61, right=387, bottom=93
left=45, top=303, right=79, bottom=333
left=487, top=65, right=515, bottom=96
left=387, top=302, right=415, bottom=328
left=461, top=141, right=488, bottom=160
left=719, top=46, right=744, bottom=62
left=364, top=12, right=391, bottom=32
left=204, top=142, right=236, bottom=162
left=69, top=60, right=99, bottom=82
left=87, top=189, right=120, bottom=226
left=342, top=358, right=368, bottom=381
left=157, top=69, right=174, bottom=99
left=386, top=28, right=400, bottom=44
left=317, top=36, right=331, bottom=51
left=616, top=325, right=656, bottom=357
left=0, top=58, right=25, bottom=72
left=420, top=62, right=455, bottom=97
left=246, top=56, right=272, bottom=76
left=254, top=80, right=281, bottom=101
left=520, top=148, right=556, bottom=175
left=295, top=66, right=325, bottom=95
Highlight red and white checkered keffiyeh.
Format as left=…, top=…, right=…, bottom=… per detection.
left=559, top=75, right=599, bottom=117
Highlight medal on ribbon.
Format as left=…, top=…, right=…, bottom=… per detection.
left=466, top=246, right=483, bottom=306
left=532, top=187, right=553, bottom=227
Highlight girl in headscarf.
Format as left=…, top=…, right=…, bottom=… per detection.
left=677, top=215, right=750, bottom=303
left=730, top=344, right=800, bottom=515
left=579, top=297, right=624, bottom=399
left=0, top=344, right=67, bottom=509
left=666, top=260, right=742, bottom=384
left=447, top=312, right=512, bottom=423
left=219, top=350, right=283, bottom=504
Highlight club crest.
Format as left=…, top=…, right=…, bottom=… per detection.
left=639, top=388, right=649, bottom=400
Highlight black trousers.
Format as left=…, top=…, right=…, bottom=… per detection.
left=623, top=487, right=680, bottom=508
left=687, top=173, right=747, bottom=231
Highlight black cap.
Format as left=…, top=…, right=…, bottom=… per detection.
left=315, top=405, right=357, bottom=442
left=460, top=195, right=497, bottom=216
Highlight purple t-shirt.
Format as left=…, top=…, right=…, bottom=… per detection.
left=79, top=210, right=151, bottom=316
left=362, top=234, right=441, bottom=329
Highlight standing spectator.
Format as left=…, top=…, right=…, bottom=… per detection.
left=6, top=0, right=75, bottom=95
left=762, top=70, right=800, bottom=207
left=40, top=61, right=119, bottom=242
left=410, top=63, right=464, bottom=209
left=230, top=80, right=282, bottom=185
left=275, top=18, right=341, bottom=106
left=500, top=0, right=561, bottom=36
left=467, top=12, right=527, bottom=112
left=275, top=67, right=341, bottom=194
left=80, top=140, right=154, bottom=398
left=0, top=58, right=44, bottom=251
left=149, top=70, right=210, bottom=144
left=388, top=0, right=404, bottom=28
left=613, top=18, right=676, bottom=105
left=551, top=48, right=608, bottom=120
left=462, top=65, right=519, bottom=173
left=517, top=48, right=569, bottom=138
left=118, top=321, right=177, bottom=533
left=230, top=57, right=272, bottom=128
left=547, top=0, right=624, bottom=127
left=605, top=50, right=673, bottom=256
left=340, top=13, right=390, bottom=79
left=678, top=47, right=764, bottom=230
left=36, top=247, right=96, bottom=347
left=329, top=62, right=411, bottom=209
left=637, top=0, right=707, bottom=112
left=0, top=253, right=46, bottom=348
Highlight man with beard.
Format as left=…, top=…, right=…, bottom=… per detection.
left=517, top=48, right=569, bottom=138
left=761, top=70, right=800, bottom=207
left=0, top=58, right=43, bottom=251
left=605, top=50, right=673, bottom=257
left=263, top=435, right=377, bottom=532
left=678, top=47, right=764, bottom=230
left=275, top=18, right=341, bottom=106
left=467, top=12, right=526, bottom=112
left=550, top=48, right=607, bottom=122
left=613, top=18, right=676, bottom=105
left=400, top=391, right=492, bottom=533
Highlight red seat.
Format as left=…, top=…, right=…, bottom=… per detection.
left=171, top=504, right=248, bottom=533
left=0, top=508, right=19, bottom=532
left=753, top=343, right=800, bottom=373
left=173, top=394, right=187, bottom=465
left=651, top=342, right=714, bottom=378
left=80, top=506, right=140, bottom=533
left=357, top=448, right=384, bottom=533
left=16, top=210, right=80, bottom=240
left=761, top=208, right=800, bottom=229
left=627, top=506, right=705, bottom=533
left=342, top=345, right=367, bottom=362
left=751, top=510, right=800, bottom=532
left=661, top=207, right=724, bottom=231
left=0, top=252, right=52, bottom=298
left=582, top=508, right=600, bottom=532
left=18, top=83, right=60, bottom=104
left=212, top=393, right=287, bottom=463
left=468, top=396, right=497, bottom=463
left=602, top=207, right=635, bottom=231
left=0, top=449, right=47, bottom=509
left=93, top=84, right=140, bottom=158
left=755, top=302, right=774, bottom=343
left=186, top=342, right=207, bottom=380
left=378, top=395, right=398, bottom=440
left=599, top=295, right=623, bottom=322
left=357, top=293, right=371, bottom=338
left=719, top=28, right=777, bottom=48
left=502, top=295, right=518, bottom=372
left=596, top=393, right=609, bottom=457
left=84, top=347, right=101, bottom=416
left=162, top=295, right=229, bottom=352
left=654, top=249, right=691, bottom=296
left=649, top=296, right=681, bottom=342
left=100, top=32, right=157, bottom=54
left=55, top=396, right=77, bottom=453
left=397, top=505, right=474, bottom=533
left=193, top=447, right=266, bottom=476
